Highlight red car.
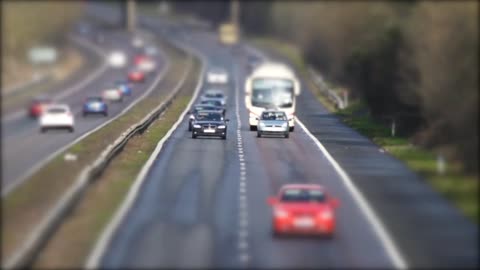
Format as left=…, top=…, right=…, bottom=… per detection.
left=134, top=54, right=148, bottom=65
left=28, top=97, right=53, bottom=118
left=128, top=68, right=145, bottom=83
left=267, top=184, right=339, bottom=238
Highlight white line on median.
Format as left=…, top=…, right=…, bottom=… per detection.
left=247, top=43, right=408, bottom=270
left=85, top=37, right=207, bottom=269
left=295, top=118, right=408, bottom=269
left=2, top=34, right=170, bottom=197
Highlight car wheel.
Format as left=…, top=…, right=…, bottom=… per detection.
left=103, top=111, right=108, bottom=117
left=257, top=131, right=261, bottom=138
left=272, top=230, right=280, bottom=238
left=284, top=132, right=289, bottom=138
left=192, top=133, right=197, bottom=139
left=289, top=126, right=295, bottom=132
left=83, top=112, right=87, bottom=117
left=222, top=135, right=227, bottom=140
left=40, top=127, right=47, bottom=133
left=250, top=125, right=256, bottom=131
left=69, top=127, right=74, bottom=133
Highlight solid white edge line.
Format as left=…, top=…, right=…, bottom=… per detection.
left=295, top=119, right=408, bottom=269
left=2, top=32, right=171, bottom=197
left=85, top=39, right=207, bottom=269
left=247, top=43, right=408, bottom=269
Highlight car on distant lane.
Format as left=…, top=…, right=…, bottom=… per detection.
left=28, top=96, right=53, bottom=118
left=128, top=68, right=146, bottom=83
left=102, top=86, right=124, bottom=102
left=206, top=67, right=229, bottom=84
left=39, top=104, right=74, bottom=133
left=115, top=80, right=133, bottom=96
left=83, top=96, right=108, bottom=117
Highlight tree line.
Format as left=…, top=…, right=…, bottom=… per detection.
left=170, top=0, right=478, bottom=173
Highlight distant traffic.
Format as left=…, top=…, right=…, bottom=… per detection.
left=29, top=34, right=159, bottom=134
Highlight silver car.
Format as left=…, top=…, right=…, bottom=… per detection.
left=257, top=110, right=289, bottom=138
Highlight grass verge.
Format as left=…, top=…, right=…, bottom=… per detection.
left=251, top=37, right=478, bottom=223
left=2, top=45, right=94, bottom=114
left=32, top=57, right=199, bottom=266
left=1, top=34, right=191, bottom=262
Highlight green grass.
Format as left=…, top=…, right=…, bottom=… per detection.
left=33, top=73, right=198, bottom=268
left=338, top=100, right=478, bottom=223
left=250, top=36, right=478, bottom=223
left=1, top=35, right=192, bottom=262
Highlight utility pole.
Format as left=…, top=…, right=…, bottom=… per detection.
left=230, top=0, right=240, bottom=27
left=126, top=0, right=136, bottom=32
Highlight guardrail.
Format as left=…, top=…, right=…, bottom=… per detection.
left=4, top=32, right=197, bottom=270
left=308, top=68, right=347, bottom=110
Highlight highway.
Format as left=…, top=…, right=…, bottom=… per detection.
left=85, top=7, right=478, bottom=268
left=3, top=2, right=475, bottom=268
left=1, top=21, right=168, bottom=195
left=94, top=18, right=391, bottom=269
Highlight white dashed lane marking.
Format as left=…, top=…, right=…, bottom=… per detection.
left=234, top=62, right=250, bottom=266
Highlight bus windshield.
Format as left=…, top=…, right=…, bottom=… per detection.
left=251, top=78, right=294, bottom=108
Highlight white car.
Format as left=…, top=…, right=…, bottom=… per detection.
left=200, top=89, right=227, bottom=106
left=108, top=50, right=127, bottom=68
left=132, top=36, right=144, bottom=48
left=39, top=104, right=74, bottom=133
left=102, top=87, right=124, bottom=102
left=144, top=45, right=158, bottom=56
left=206, top=68, right=229, bottom=84
left=137, top=58, right=156, bottom=74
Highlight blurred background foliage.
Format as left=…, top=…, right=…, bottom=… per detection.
left=2, top=1, right=84, bottom=59
left=168, top=0, right=478, bottom=174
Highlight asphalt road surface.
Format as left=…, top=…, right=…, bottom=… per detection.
left=85, top=3, right=478, bottom=268
left=99, top=18, right=400, bottom=269
left=1, top=20, right=168, bottom=195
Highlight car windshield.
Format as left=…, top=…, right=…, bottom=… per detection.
left=47, top=108, right=67, bottom=114
left=87, top=97, right=102, bottom=102
left=261, top=111, right=287, bottom=121
left=195, top=112, right=222, bottom=121
left=201, top=100, right=222, bottom=107
left=280, top=188, right=326, bottom=203
left=194, top=105, right=216, bottom=112
left=205, top=93, right=224, bottom=98
left=210, top=68, right=225, bottom=74
left=252, top=78, right=294, bottom=108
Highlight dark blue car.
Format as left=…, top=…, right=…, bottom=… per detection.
left=115, top=80, right=133, bottom=96
left=83, top=96, right=108, bottom=117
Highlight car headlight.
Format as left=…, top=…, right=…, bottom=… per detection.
left=218, top=125, right=226, bottom=129
left=259, top=122, right=266, bottom=127
left=189, top=115, right=195, bottom=120
left=274, top=209, right=289, bottom=218
left=282, top=122, right=288, bottom=128
left=193, top=124, right=201, bottom=128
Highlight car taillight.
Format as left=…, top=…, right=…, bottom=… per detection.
left=318, top=211, right=333, bottom=220
left=274, top=208, right=289, bottom=218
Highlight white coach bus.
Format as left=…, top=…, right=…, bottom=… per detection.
left=244, top=62, right=301, bottom=131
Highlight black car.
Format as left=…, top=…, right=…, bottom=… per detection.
left=191, top=111, right=229, bottom=140
left=188, top=104, right=224, bottom=131
left=199, top=99, right=226, bottom=115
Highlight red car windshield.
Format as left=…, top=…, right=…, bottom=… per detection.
left=280, top=188, right=326, bottom=203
